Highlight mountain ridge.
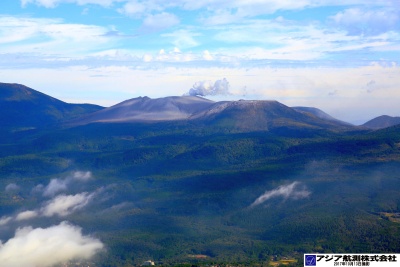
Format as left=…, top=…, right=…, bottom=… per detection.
left=2, top=82, right=399, bottom=133
left=362, top=115, right=400, bottom=129
left=292, top=106, right=352, bottom=126
left=71, top=95, right=215, bottom=125
left=0, top=82, right=104, bottom=131
left=67, top=96, right=358, bottom=134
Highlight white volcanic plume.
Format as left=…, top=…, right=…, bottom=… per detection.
left=187, top=78, right=231, bottom=96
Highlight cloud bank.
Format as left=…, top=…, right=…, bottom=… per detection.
left=14, top=192, right=95, bottom=223
left=42, top=178, right=68, bottom=197
left=0, top=221, right=103, bottom=267
left=5, top=183, right=20, bottom=192
left=0, top=217, right=12, bottom=226
left=15, top=210, right=39, bottom=221
left=42, top=171, right=92, bottom=197
left=187, top=78, right=231, bottom=96
left=42, top=192, right=95, bottom=217
left=251, top=181, right=311, bottom=207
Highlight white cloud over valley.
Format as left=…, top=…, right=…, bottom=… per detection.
left=0, top=171, right=103, bottom=266
left=15, top=210, right=39, bottom=221
left=42, top=192, right=95, bottom=217
left=41, top=171, right=92, bottom=197
left=0, top=222, right=103, bottom=267
left=251, top=181, right=311, bottom=207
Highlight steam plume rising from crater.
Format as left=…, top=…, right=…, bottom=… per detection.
left=187, top=78, right=231, bottom=96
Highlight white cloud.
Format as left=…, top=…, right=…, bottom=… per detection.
left=43, top=178, right=68, bottom=197
left=5, top=183, right=20, bottom=192
left=42, top=171, right=93, bottom=197
left=21, top=0, right=122, bottom=8
left=72, top=171, right=92, bottom=181
left=162, top=29, right=200, bottom=49
left=31, top=184, right=44, bottom=194
left=15, top=210, right=39, bottom=221
left=0, top=16, right=111, bottom=56
left=140, top=12, right=180, bottom=32
left=0, top=217, right=13, bottom=226
left=203, top=50, right=213, bottom=60
left=41, top=192, right=95, bottom=217
left=21, top=0, right=397, bottom=11
left=331, top=8, right=400, bottom=36
left=143, top=53, right=153, bottom=62
left=4, top=192, right=94, bottom=223
left=118, top=0, right=151, bottom=17
left=186, top=78, right=231, bottom=96
left=181, top=0, right=397, bottom=24
left=0, top=221, right=103, bottom=267
left=251, top=181, right=311, bottom=207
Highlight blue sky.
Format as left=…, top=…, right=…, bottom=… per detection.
left=1, top=0, right=400, bottom=123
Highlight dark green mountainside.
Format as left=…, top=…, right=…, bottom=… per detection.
left=0, top=83, right=400, bottom=266
left=0, top=83, right=103, bottom=132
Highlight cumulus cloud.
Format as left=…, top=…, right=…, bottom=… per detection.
left=41, top=192, right=95, bottom=217
left=161, top=29, right=200, bottom=49
left=12, top=192, right=95, bottom=223
left=187, top=78, right=231, bottom=96
left=0, top=217, right=13, bottom=226
left=72, top=171, right=92, bottom=181
left=15, top=210, right=39, bottom=221
left=0, top=221, right=103, bottom=267
left=41, top=171, right=92, bottom=197
left=42, top=178, right=68, bottom=197
left=251, top=181, right=311, bottom=207
left=140, top=12, right=180, bottom=32
left=331, top=8, right=400, bottom=35
left=31, top=184, right=44, bottom=194
left=21, top=0, right=119, bottom=8
left=5, top=183, right=20, bottom=192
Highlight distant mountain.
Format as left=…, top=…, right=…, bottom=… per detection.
left=71, top=96, right=215, bottom=125
left=70, top=96, right=355, bottom=134
left=1, top=83, right=359, bottom=138
left=362, top=115, right=400, bottom=129
left=0, top=82, right=103, bottom=131
left=191, top=100, right=355, bottom=133
left=292, top=106, right=352, bottom=126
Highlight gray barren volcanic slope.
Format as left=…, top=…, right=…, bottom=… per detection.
left=69, top=96, right=358, bottom=134
left=71, top=96, right=215, bottom=124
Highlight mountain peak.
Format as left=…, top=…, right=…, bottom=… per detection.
left=0, top=82, right=56, bottom=103
left=362, top=115, right=400, bottom=129
left=0, top=82, right=103, bottom=130
left=72, top=95, right=215, bottom=124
